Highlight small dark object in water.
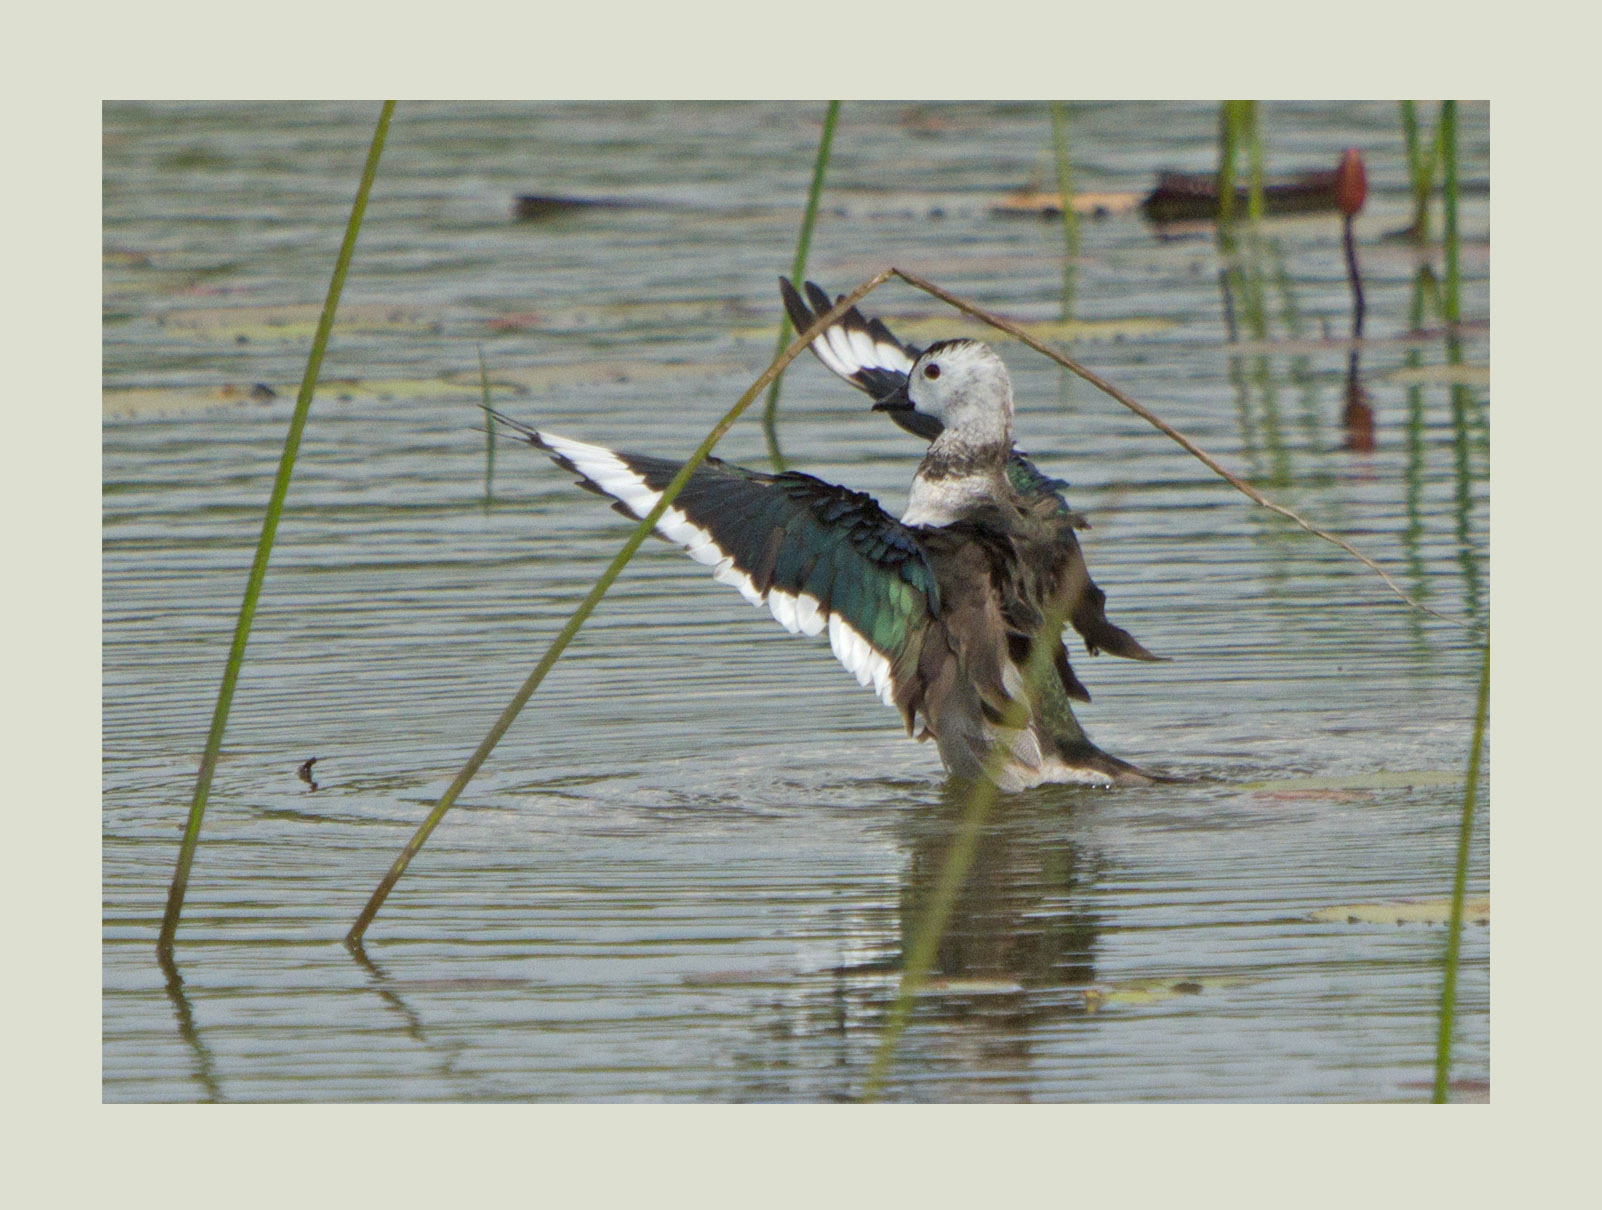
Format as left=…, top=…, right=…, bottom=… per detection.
left=513, top=194, right=638, bottom=221
left=1140, top=168, right=1342, bottom=224
left=297, top=756, right=319, bottom=791
left=249, top=383, right=277, bottom=402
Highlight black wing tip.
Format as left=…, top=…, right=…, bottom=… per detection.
left=779, top=276, right=816, bottom=332
left=490, top=417, right=591, bottom=482
left=484, top=406, right=543, bottom=445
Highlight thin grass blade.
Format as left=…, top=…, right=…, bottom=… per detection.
left=1048, top=101, right=1079, bottom=321
left=157, top=100, right=396, bottom=955
left=1433, top=636, right=1489, bottom=1101
left=762, top=100, right=841, bottom=472
left=1442, top=101, right=1460, bottom=324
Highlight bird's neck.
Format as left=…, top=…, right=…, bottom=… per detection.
left=902, top=433, right=1013, bottom=528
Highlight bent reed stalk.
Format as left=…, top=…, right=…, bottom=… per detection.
left=888, top=268, right=1470, bottom=632
left=345, top=269, right=896, bottom=945
left=349, top=265, right=1475, bottom=946
left=158, top=101, right=396, bottom=956
left=762, top=100, right=841, bottom=473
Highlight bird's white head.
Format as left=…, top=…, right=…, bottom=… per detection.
left=900, top=339, right=1014, bottom=450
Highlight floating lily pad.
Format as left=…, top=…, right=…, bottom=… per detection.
left=1397, top=1077, right=1490, bottom=1103
left=737, top=314, right=1173, bottom=346
left=1081, top=974, right=1255, bottom=1011
left=154, top=303, right=447, bottom=344
left=1245, top=770, right=1463, bottom=793
left=103, top=248, right=154, bottom=267
left=1309, top=897, right=1489, bottom=926
left=896, top=315, right=1175, bottom=344
left=484, top=299, right=747, bottom=334
left=103, top=374, right=487, bottom=418
left=921, top=976, right=1027, bottom=996
left=443, top=359, right=745, bottom=393
left=991, top=188, right=1143, bottom=218
left=102, top=383, right=282, bottom=418
left=319, top=377, right=485, bottom=402
left=1387, top=363, right=1490, bottom=387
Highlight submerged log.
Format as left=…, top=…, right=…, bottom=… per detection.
left=1140, top=169, right=1342, bottom=224
left=513, top=194, right=641, bottom=221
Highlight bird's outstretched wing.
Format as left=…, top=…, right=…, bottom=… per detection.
left=498, top=413, right=943, bottom=724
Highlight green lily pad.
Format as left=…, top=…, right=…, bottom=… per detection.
left=103, top=374, right=486, bottom=417
left=921, top=977, right=1027, bottom=996
left=103, top=383, right=283, bottom=418
left=154, top=303, right=447, bottom=344
left=1388, top=363, right=1490, bottom=387
left=1309, top=897, right=1489, bottom=926
left=893, top=315, right=1176, bottom=344
left=734, top=313, right=1173, bottom=348
left=443, top=359, right=745, bottom=394
left=1245, top=770, right=1464, bottom=793
left=485, top=299, right=748, bottom=334
left=1082, top=974, right=1256, bottom=1011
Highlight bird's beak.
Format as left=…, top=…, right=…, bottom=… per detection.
left=873, top=379, right=945, bottom=440
left=871, top=378, right=913, bottom=413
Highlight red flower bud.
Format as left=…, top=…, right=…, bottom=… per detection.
left=1335, top=148, right=1367, bottom=217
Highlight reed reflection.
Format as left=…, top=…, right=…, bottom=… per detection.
left=157, top=946, right=222, bottom=1102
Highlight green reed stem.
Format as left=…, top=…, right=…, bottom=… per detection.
left=1441, top=101, right=1460, bottom=325
left=157, top=101, right=395, bottom=956
left=762, top=100, right=841, bottom=473
left=1400, top=101, right=1442, bottom=243
left=1244, top=101, right=1264, bottom=223
left=1217, top=101, right=1242, bottom=227
left=1048, top=101, right=1079, bottom=322
left=346, top=269, right=896, bottom=945
left=861, top=594, right=1070, bottom=1101
left=1433, top=635, right=1489, bottom=1102
left=478, top=346, right=495, bottom=502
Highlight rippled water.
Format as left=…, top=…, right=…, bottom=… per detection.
left=103, top=101, right=1489, bottom=1101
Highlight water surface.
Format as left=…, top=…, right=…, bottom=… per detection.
left=103, top=101, right=1489, bottom=1101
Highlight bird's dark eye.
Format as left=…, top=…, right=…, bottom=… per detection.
left=923, top=363, right=941, bottom=380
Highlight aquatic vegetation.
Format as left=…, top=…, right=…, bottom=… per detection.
left=761, top=100, right=841, bottom=473
left=159, top=101, right=396, bottom=954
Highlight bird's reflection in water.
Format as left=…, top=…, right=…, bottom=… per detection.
left=905, top=786, right=1105, bottom=995
left=735, top=784, right=1115, bottom=1100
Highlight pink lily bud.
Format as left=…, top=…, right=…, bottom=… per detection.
left=1335, top=148, right=1367, bottom=217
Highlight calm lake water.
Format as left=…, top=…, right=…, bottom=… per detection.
left=103, top=100, right=1489, bottom=1102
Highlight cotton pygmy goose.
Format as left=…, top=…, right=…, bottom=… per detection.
left=497, top=282, right=1166, bottom=790
left=783, top=280, right=1162, bottom=657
